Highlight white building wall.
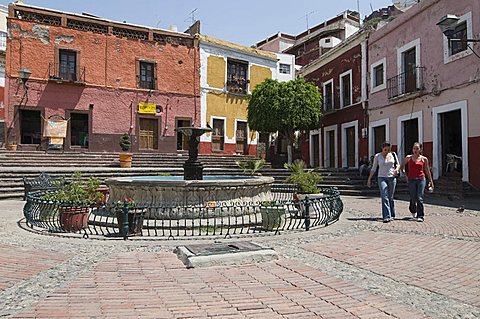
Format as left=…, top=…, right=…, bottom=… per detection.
left=274, top=53, right=295, bottom=82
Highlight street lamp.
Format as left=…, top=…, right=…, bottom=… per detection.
left=437, top=14, right=480, bottom=59
left=18, top=68, right=32, bottom=89
left=437, top=14, right=480, bottom=43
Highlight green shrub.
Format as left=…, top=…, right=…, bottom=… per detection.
left=119, top=133, right=131, bottom=152
left=284, top=160, right=322, bottom=194
left=43, top=172, right=103, bottom=205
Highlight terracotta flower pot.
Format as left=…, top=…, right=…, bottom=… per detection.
left=119, top=153, right=133, bottom=168
left=59, top=207, right=90, bottom=232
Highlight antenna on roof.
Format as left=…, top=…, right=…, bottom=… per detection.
left=186, top=8, right=198, bottom=24
left=298, top=11, right=315, bottom=31
left=357, top=0, right=362, bottom=25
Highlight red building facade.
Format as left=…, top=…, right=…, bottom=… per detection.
left=5, top=3, right=199, bottom=152
left=299, top=30, right=369, bottom=169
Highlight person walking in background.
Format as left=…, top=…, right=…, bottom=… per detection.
left=400, top=142, right=434, bottom=222
left=367, top=142, right=400, bottom=223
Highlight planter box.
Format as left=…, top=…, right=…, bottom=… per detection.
left=116, top=209, right=146, bottom=236
left=260, top=206, right=285, bottom=231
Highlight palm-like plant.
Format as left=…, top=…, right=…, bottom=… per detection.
left=235, top=159, right=265, bottom=176
left=284, top=160, right=322, bottom=194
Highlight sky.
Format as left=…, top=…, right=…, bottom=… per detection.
left=0, top=0, right=395, bottom=46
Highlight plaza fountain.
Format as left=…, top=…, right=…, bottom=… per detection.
left=105, top=127, right=275, bottom=207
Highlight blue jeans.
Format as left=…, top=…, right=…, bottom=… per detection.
left=408, top=178, right=426, bottom=218
left=378, top=177, right=397, bottom=220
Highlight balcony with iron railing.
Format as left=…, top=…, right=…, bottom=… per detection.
left=48, top=63, right=86, bottom=84
left=0, top=32, right=6, bottom=52
left=387, top=66, right=424, bottom=99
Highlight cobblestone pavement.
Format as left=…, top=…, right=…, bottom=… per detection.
left=0, top=195, right=478, bottom=319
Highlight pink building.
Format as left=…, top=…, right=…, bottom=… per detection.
left=367, top=0, right=480, bottom=189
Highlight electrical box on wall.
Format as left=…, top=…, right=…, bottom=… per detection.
left=361, top=128, right=368, bottom=139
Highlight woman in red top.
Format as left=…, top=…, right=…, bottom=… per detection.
left=400, top=142, right=434, bottom=222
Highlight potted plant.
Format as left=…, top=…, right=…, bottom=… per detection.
left=115, top=197, right=145, bottom=236
left=284, top=160, right=322, bottom=199
left=119, top=133, right=133, bottom=168
left=260, top=200, right=285, bottom=231
left=235, top=159, right=265, bottom=176
left=43, top=172, right=103, bottom=232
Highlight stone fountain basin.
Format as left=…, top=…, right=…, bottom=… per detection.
left=105, top=175, right=275, bottom=208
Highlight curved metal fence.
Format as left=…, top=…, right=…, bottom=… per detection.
left=23, top=186, right=343, bottom=239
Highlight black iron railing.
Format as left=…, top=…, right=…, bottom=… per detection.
left=48, top=62, right=86, bottom=83
left=23, top=185, right=343, bottom=239
left=387, top=66, right=424, bottom=99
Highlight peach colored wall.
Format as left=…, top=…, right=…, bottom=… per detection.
left=5, top=16, right=199, bottom=151
left=7, top=19, right=197, bottom=94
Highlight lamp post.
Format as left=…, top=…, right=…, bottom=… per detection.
left=18, top=68, right=31, bottom=89
left=437, top=14, right=480, bottom=43
left=437, top=14, right=480, bottom=59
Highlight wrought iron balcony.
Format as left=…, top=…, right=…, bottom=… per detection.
left=387, top=66, right=424, bottom=99
left=48, top=62, right=86, bottom=83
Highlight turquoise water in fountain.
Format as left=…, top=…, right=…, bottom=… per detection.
left=118, top=175, right=255, bottom=181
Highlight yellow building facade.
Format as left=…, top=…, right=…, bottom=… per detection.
left=198, top=35, right=278, bottom=155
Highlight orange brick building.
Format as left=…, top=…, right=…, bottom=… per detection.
left=5, top=3, right=199, bottom=152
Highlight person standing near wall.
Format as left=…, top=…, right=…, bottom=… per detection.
left=367, top=142, right=400, bottom=223
left=400, top=142, right=434, bottom=222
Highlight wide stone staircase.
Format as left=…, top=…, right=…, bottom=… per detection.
left=0, top=150, right=406, bottom=200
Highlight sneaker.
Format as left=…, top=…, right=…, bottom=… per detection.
left=383, top=218, right=391, bottom=223
left=417, top=217, right=424, bottom=222
left=411, top=212, right=417, bottom=219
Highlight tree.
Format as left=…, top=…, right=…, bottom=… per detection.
left=247, top=77, right=322, bottom=164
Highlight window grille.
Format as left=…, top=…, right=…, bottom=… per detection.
left=14, top=10, right=61, bottom=26
left=67, top=19, right=108, bottom=34
left=112, top=27, right=148, bottom=40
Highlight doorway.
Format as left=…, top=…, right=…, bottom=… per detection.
left=402, top=118, right=418, bottom=157
left=139, top=118, right=158, bottom=150
left=440, top=110, right=462, bottom=175
left=324, top=129, right=336, bottom=168
left=212, top=119, right=225, bottom=152
left=345, top=126, right=355, bottom=167
left=176, top=119, right=190, bottom=151
left=373, top=125, right=386, bottom=154
left=402, top=47, right=417, bottom=94
left=235, top=121, right=248, bottom=154
left=70, top=113, right=89, bottom=148
left=312, top=133, right=320, bottom=167
left=20, top=110, right=41, bottom=144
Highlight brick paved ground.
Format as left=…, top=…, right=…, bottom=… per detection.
left=12, top=252, right=428, bottom=319
left=0, top=196, right=478, bottom=319
left=0, top=244, right=67, bottom=290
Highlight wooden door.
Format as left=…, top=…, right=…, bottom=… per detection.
left=403, top=47, right=416, bottom=94
left=345, top=127, right=355, bottom=167
left=328, top=131, right=335, bottom=168
left=235, top=122, right=248, bottom=154
left=139, top=118, right=158, bottom=150
left=312, top=134, right=320, bottom=167
left=176, top=119, right=190, bottom=151
left=374, top=125, right=386, bottom=154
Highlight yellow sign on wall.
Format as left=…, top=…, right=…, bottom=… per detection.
left=138, top=102, right=157, bottom=114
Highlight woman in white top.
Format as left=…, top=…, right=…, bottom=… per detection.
left=367, top=142, right=400, bottom=222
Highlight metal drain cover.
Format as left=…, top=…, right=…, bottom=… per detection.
left=174, top=241, right=278, bottom=268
